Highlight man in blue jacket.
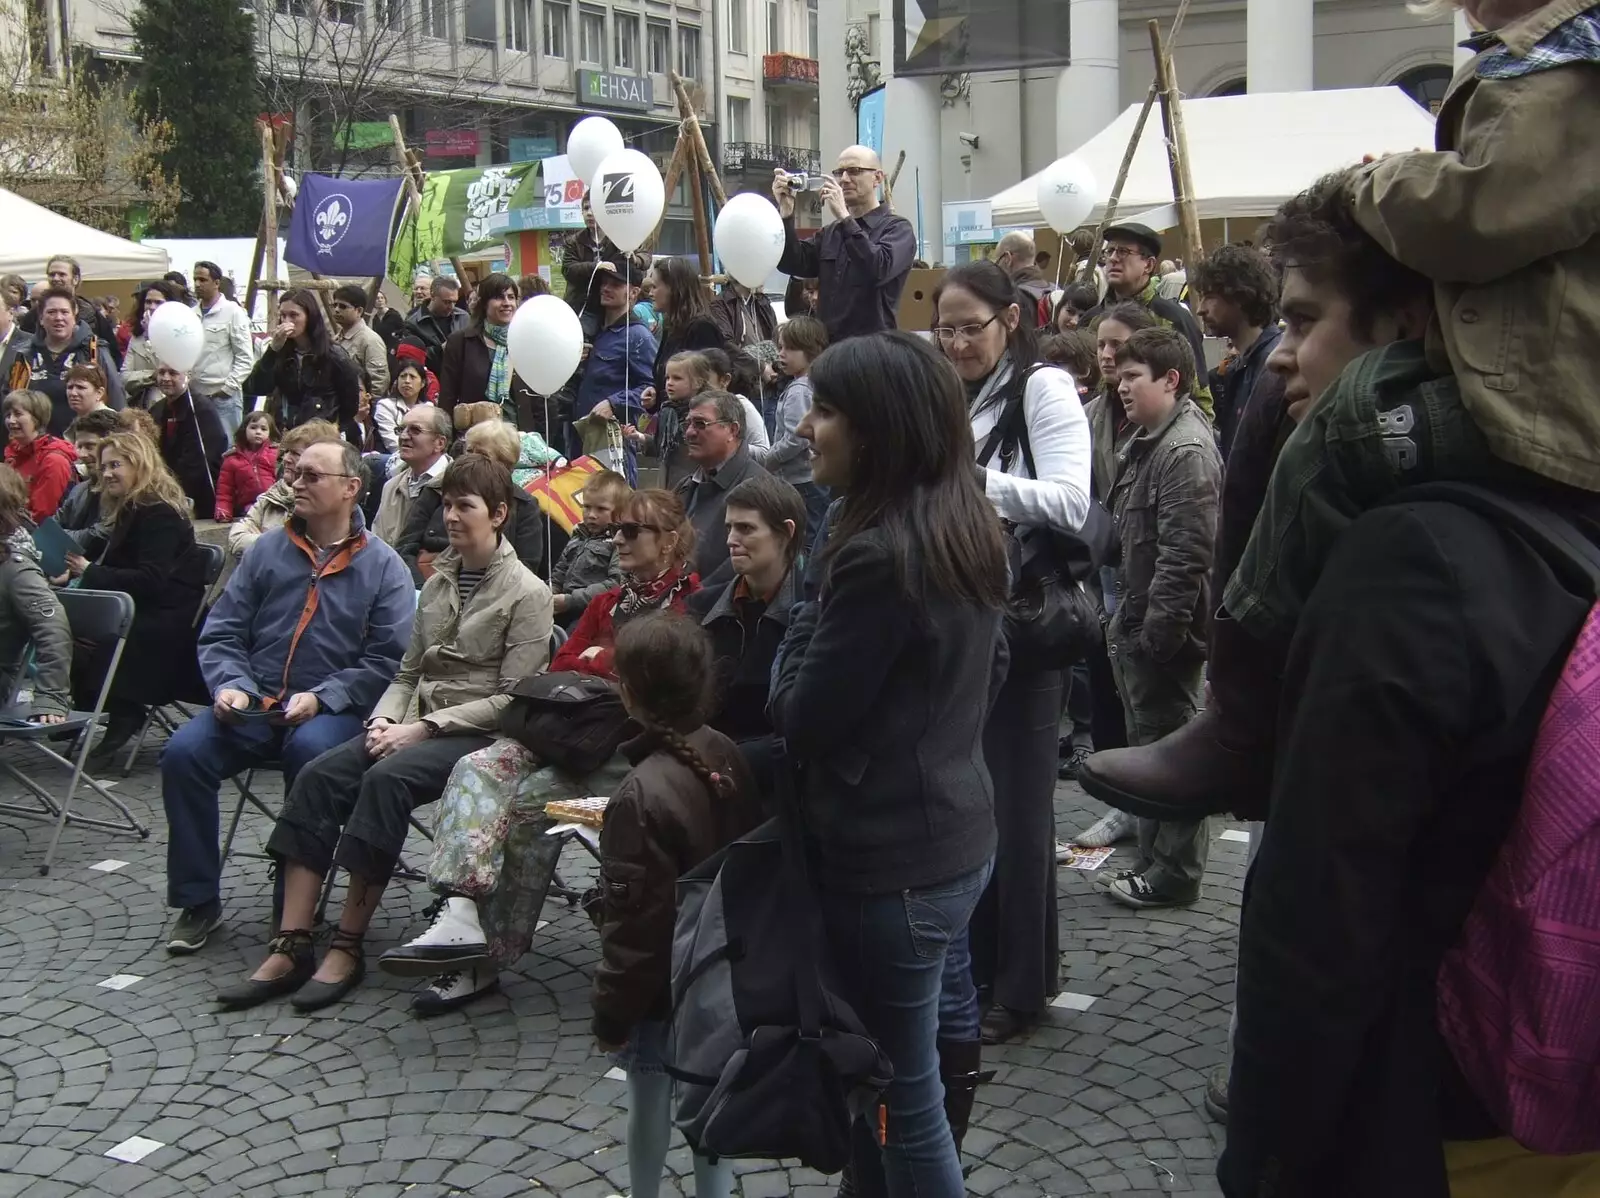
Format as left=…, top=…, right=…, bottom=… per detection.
left=160, top=439, right=415, bottom=955
left=571, top=260, right=657, bottom=479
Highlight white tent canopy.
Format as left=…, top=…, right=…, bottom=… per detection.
left=990, top=87, right=1437, bottom=229
left=0, top=188, right=169, bottom=281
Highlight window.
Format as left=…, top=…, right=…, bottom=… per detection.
left=677, top=24, right=700, bottom=79
left=579, top=8, right=605, bottom=65
left=766, top=0, right=780, bottom=53
left=614, top=12, right=639, bottom=71
left=729, top=0, right=746, bottom=53
left=464, top=0, right=496, bottom=43
left=418, top=0, right=449, bottom=38
left=327, top=0, right=362, bottom=24
left=647, top=20, right=670, bottom=72
left=275, top=0, right=309, bottom=14
left=544, top=2, right=568, bottom=57
left=807, top=0, right=817, bottom=58
left=504, top=0, right=530, bottom=49
left=382, top=0, right=405, bottom=31
left=728, top=96, right=750, bottom=142
left=765, top=101, right=781, bottom=145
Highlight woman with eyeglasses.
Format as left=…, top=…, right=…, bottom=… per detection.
left=932, top=260, right=1091, bottom=1051
left=375, top=488, right=700, bottom=1014
left=440, top=274, right=552, bottom=437
left=244, top=287, right=362, bottom=445
left=769, top=330, right=1008, bottom=1197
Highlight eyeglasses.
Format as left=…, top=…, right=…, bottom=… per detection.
left=684, top=417, right=731, bottom=432
left=287, top=468, right=357, bottom=486
left=1105, top=246, right=1149, bottom=261
left=399, top=424, right=438, bottom=437
left=933, top=313, right=1003, bottom=346
left=830, top=166, right=877, bottom=179
left=614, top=521, right=661, bottom=540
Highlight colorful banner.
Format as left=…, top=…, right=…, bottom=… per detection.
left=284, top=173, right=405, bottom=277
left=523, top=455, right=605, bottom=533
left=388, top=161, right=542, bottom=287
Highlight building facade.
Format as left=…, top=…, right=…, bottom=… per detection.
left=817, top=0, right=1473, bottom=263
left=60, top=0, right=721, bottom=252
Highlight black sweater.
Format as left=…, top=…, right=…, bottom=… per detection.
left=770, top=529, right=1006, bottom=893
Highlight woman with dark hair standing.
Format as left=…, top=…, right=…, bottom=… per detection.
left=439, top=274, right=554, bottom=437
left=773, top=331, right=1008, bottom=1197
left=640, top=257, right=724, bottom=412
left=122, top=281, right=180, bottom=408
left=244, top=287, right=361, bottom=443
left=933, top=260, right=1091, bottom=1046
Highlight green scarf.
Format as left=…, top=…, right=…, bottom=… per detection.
left=484, top=321, right=512, bottom=419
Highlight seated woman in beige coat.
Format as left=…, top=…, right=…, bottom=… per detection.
left=215, top=454, right=553, bottom=1015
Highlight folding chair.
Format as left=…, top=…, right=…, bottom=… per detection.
left=0, top=589, right=149, bottom=875
left=121, top=541, right=227, bottom=776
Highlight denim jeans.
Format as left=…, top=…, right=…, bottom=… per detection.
left=210, top=393, right=245, bottom=439
left=1224, top=340, right=1492, bottom=651
left=160, top=708, right=366, bottom=909
left=821, top=862, right=991, bottom=1198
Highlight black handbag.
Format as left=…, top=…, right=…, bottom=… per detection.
left=498, top=671, right=631, bottom=776
left=977, top=366, right=1115, bottom=668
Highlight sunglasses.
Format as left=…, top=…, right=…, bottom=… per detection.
left=614, top=521, right=661, bottom=540
left=684, top=417, right=730, bottom=432
left=288, top=468, right=356, bottom=486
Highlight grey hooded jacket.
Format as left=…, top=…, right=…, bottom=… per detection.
left=0, top=528, right=73, bottom=718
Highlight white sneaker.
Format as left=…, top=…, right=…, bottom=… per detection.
left=410, top=964, right=499, bottom=1016
left=1073, top=808, right=1138, bottom=849
left=378, top=897, right=489, bottom=978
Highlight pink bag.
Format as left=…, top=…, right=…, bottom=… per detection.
left=1427, top=485, right=1600, bottom=1154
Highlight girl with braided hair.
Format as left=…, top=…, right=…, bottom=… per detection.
left=593, top=612, right=761, bottom=1198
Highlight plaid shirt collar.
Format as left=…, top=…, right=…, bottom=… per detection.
left=1476, top=1, right=1600, bottom=78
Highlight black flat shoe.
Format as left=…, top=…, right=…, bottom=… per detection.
left=216, top=930, right=314, bottom=1009
left=979, top=1004, right=1040, bottom=1046
left=291, top=930, right=366, bottom=1013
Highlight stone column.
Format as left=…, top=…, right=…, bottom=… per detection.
left=1055, top=0, right=1121, bottom=157
left=1247, top=0, right=1313, bottom=93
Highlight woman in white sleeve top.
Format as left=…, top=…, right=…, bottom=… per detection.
left=935, top=260, right=1092, bottom=1050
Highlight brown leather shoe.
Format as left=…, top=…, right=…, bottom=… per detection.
left=1076, top=706, right=1273, bottom=822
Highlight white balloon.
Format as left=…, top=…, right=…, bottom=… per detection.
left=1035, top=156, right=1100, bottom=234
left=714, top=193, right=786, bottom=290
left=566, top=117, right=624, bottom=196
left=146, top=300, right=205, bottom=374
left=507, top=294, right=585, bottom=397
left=590, top=149, right=666, bottom=253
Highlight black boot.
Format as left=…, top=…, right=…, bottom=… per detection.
left=938, top=1038, right=991, bottom=1161
left=1077, top=614, right=1279, bottom=823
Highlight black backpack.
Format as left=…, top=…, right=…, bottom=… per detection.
left=498, top=671, right=631, bottom=776
left=667, top=756, right=893, bottom=1172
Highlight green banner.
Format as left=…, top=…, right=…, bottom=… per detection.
left=388, top=161, right=541, bottom=287
left=339, top=120, right=394, bottom=151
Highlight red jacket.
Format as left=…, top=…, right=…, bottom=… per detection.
left=214, top=443, right=279, bottom=522
left=5, top=434, right=77, bottom=522
left=552, top=574, right=700, bottom=680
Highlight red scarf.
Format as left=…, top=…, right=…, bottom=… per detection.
left=615, top=564, right=694, bottom=622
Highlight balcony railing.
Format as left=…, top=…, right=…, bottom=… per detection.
left=721, top=141, right=821, bottom=175
left=763, top=53, right=819, bottom=88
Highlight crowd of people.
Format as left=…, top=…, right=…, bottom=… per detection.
left=5, top=5, right=1598, bottom=1189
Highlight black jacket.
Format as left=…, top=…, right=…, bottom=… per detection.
left=673, top=450, right=770, bottom=580
left=1221, top=491, right=1600, bottom=1197
left=777, top=205, right=917, bottom=343
left=437, top=326, right=553, bottom=437
left=770, top=528, right=1006, bottom=893
left=78, top=500, right=207, bottom=706
left=592, top=727, right=763, bottom=1045
left=651, top=315, right=725, bottom=401
left=149, top=390, right=228, bottom=518
left=18, top=295, right=120, bottom=367
left=395, top=484, right=548, bottom=587
left=245, top=342, right=362, bottom=445
left=402, top=306, right=469, bottom=377
left=709, top=288, right=777, bottom=348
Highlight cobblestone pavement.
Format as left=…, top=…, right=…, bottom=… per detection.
left=0, top=731, right=1242, bottom=1198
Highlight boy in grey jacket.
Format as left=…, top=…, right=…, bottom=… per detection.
left=770, top=316, right=830, bottom=537
left=552, top=470, right=629, bottom=626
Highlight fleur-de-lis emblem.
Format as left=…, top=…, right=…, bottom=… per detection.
left=317, top=198, right=349, bottom=242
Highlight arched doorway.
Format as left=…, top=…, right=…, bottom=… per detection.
left=1210, top=77, right=1247, bottom=97
left=1394, top=64, right=1454, bottom=114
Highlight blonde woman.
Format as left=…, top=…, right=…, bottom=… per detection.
left=57, top=431, right=208, bottom=758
